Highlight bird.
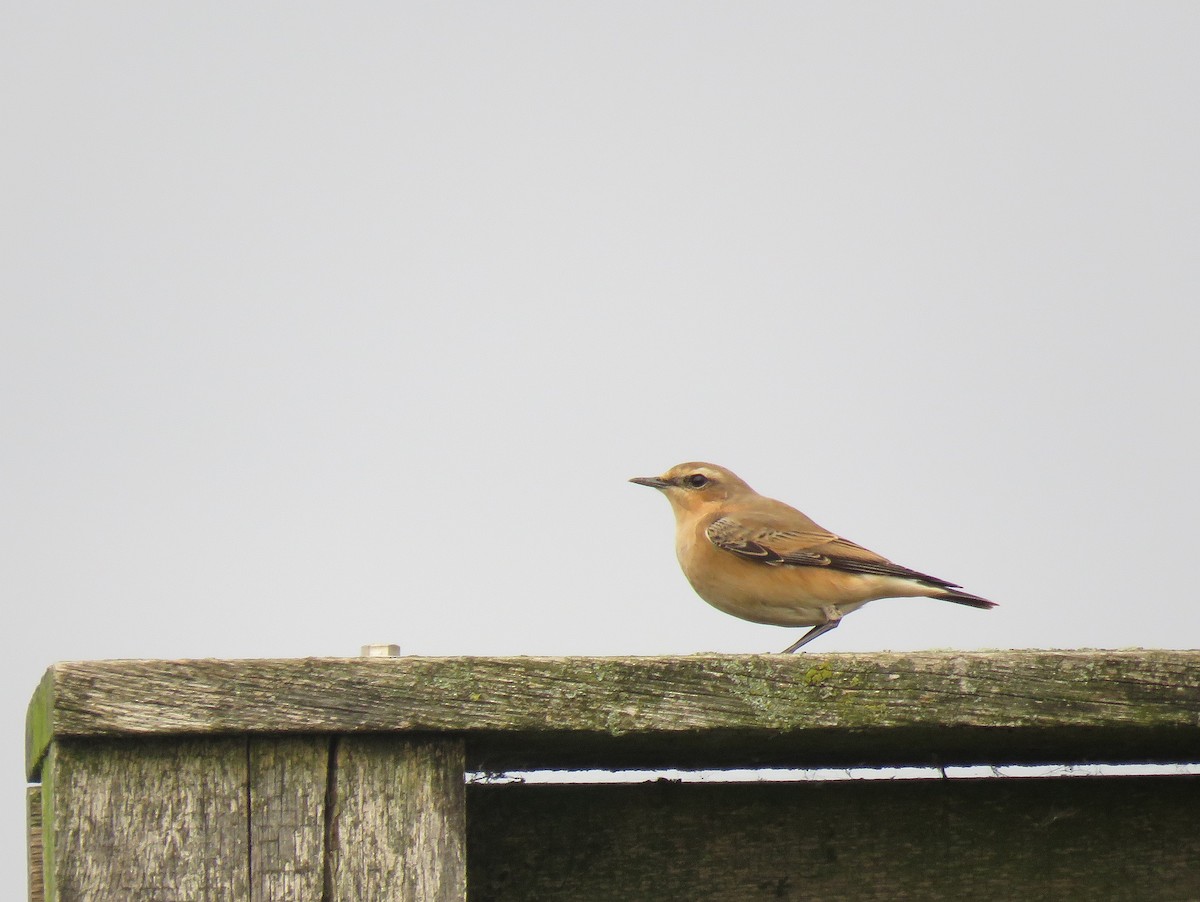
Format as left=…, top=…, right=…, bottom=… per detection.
left=630, top=462, right=995, bottom=652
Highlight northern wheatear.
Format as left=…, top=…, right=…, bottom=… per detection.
left=631, top=462, right=995, bottom=652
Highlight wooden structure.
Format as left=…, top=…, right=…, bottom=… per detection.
left=25, top=651, right=1200, bottom=900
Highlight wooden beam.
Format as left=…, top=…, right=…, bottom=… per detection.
left=467, top=775, right=1200, bottom=901
left=27, top=652, right=1200, bottom=779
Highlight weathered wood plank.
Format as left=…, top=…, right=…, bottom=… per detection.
left=248, top=736, right=329, bottom=902
left=467, top=775, right=1200, bottom=901
left=327, top=737, right=467, bottom=902
left=27, top=652, right=1200, bottom=778
left=45, top=738, right=250, bottom=901
left=27, top=785, right=43, bottom=902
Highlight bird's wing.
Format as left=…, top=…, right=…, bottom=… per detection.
left=704, top=515, right=961, bottom=588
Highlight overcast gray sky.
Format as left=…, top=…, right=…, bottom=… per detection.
left=4, top=3, right=1198, bottom=893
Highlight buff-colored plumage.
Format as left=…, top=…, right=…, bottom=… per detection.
left=630, top=462, right=995, bottom=652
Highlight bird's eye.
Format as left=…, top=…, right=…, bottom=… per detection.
left=686, top=474, right=709, bottom=488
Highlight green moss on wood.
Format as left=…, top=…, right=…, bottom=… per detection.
left=803, top=662, right=834, bottom=686
left=25, top=668, right=55, bottom=781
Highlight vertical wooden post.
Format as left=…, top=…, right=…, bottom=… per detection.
left=327, top=736, right=467, bottom=902
left=248, top=736, right=330, bottom=901
left=36, top=734, right=467, bottom=900
left=43, top=738, right=250, bottom=901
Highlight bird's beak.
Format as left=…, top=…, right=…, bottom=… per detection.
left=629, top=476, right=673, bottom=489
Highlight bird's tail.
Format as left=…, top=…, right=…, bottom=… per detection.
left=935, top=587, right=997, bottom=610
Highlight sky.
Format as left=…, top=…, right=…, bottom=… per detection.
left=3, top=2, right=1199, bottom=895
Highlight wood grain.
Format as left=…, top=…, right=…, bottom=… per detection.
left=248, top=736, right=329, bottom=901
left=45, top=737, right=249, bottom=901
left=27, top=785, right=43, bottom=902
left=27, top=652, right=1200, bottom=778
left=468, top=775, right=1200, bottom=901
left=35, top=734, right=467, bottom=901
left=327, top=736, right=467, bottom=902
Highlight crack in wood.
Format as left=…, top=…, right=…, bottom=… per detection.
left=321, top=736, right=339, bottom=902
left=244, top=739, right=252, bottom=901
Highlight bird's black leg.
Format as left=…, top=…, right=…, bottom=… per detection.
left=779, top=611, right=841, bottom=654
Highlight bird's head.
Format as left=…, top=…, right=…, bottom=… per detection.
left=629, top=462, right=754, bottom=516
